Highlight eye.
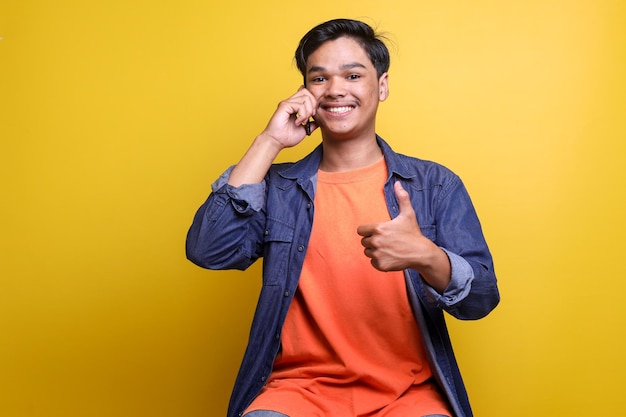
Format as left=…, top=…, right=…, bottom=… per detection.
left=310, top=76, right=326, bottom=83
left=348, top=74, right=361, bottom=80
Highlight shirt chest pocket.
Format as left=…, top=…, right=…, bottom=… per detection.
left=262, top=217, right=296, bottom=286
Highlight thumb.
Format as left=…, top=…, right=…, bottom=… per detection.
left=394, top=181, right=415, bottom=216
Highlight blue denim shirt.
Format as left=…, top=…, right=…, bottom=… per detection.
left=186, top=137, right=499, bottom=417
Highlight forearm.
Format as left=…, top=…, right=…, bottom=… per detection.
left=411, top=241, right=452, bottom=294
left=228, top=133, right=284, bottom=187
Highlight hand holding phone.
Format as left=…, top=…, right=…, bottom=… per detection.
left=228, top=88, right=319, bottom=187
left=261, top=87, right=318, bottom=149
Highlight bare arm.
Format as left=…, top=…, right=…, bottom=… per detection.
left=228, top=87, right=319, bottom=186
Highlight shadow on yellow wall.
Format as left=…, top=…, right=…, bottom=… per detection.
left=1, top=1, right=625, bottom=416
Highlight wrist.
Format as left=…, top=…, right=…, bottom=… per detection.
left=412, top=242, right=452, bottom=293
left=255, top=132, right=286, bottom=155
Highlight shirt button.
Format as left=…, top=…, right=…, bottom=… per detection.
left=264, top=229, right=269, bottom=236
left=307, top=202, right=311, bottom=209
left=297, top=245, right=304, bottom=252
left=261, top=376, right=266, bottom=381
left=284, top=290, right=290, bottom=297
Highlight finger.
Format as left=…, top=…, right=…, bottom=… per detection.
left=356, top=223, right=375, bottom=237
left=394, top=181, right=415, bottom=216
left=279, top=89, right=314, bottom=123
left=370, top=259, right=382, bottom=271
left=277, top=97, right=311, bottom=124
left=291, top=88, right=318, bottom=124
left=293, top=100, right=316, bottom=127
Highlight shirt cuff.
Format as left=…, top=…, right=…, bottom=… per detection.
left=425, top=247, right=475, bottom=306
left=211, top=166, right=267, bottom=213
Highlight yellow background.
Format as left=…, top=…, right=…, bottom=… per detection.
left=1, top=0, right=625, bottom=416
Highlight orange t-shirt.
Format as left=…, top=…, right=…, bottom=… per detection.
left=245, top=157, right=450, bottom=417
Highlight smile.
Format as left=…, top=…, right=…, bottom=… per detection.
left=325, top=106, right=355, bottom=114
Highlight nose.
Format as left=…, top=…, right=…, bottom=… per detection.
left=325, top=77, right=347, bottom=97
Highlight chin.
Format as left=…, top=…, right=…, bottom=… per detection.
left=320, top=123, right=355, bottom=137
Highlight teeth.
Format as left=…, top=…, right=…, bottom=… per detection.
left=327, top=106, right=353, bottom=114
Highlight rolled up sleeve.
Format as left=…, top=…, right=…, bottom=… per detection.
left=423, top=248, right=475, bottom=307
left=212, top=166, right=267, bottom=214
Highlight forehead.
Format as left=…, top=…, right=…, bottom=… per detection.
left=306, top=37, right=374, bottom=71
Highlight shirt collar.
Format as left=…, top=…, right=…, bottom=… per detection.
left=277, top=135, right=416, bottom=184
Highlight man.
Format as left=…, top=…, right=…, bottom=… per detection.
left=187, top=18, right=499, bottom=417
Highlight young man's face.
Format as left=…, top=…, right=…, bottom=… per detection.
left=305, top=36, right=389, bottom=141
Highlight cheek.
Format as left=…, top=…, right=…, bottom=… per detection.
left=365, top=84, right=382, bottom=100
left=310, top=89, right=325, bottom=103
left=365, top=89, right=381, bottom=105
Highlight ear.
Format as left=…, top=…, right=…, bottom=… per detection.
left=378, top=72, right=389, bottom=101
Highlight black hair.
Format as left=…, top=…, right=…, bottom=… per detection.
left=295, top=18, right=390, bottom=83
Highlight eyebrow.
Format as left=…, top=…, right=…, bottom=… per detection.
left=308, top=62, right=368, bottom=73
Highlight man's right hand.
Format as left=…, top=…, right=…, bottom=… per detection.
left=259, top=87, right=319, bottom=149
left=227, top=88, right=319, bottom=187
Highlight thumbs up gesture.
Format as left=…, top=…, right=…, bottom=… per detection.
left=357, top=181, right=451, bottom=292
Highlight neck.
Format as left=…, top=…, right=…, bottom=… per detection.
left=319, top=135, right=382, bottom=172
